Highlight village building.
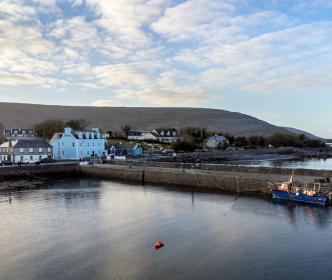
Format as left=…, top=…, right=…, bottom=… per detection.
left=50, top=127, right=106, bottom=160
left=109, top=143, right=143, bottom=157
left=0, top=138, right=52, bottom=163
left=151, top=128, right=180, bottom=143
left=204, top=135, right=228, bottom=149
left=127, top=130, right=157, bottom=141
left=4, top=128, right=35, bottom=140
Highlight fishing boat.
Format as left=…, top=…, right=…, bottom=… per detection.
left=271, top=172, right=329, bottom=206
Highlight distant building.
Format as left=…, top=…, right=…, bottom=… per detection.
left=102, top=130, right=113, bottom=138
left=204, top=135, right=228, bottom=149
left=0, top=138, right=52, bottom=163
left=109, top=143, right=143, bottom=157
left=4, top=128, right=34, bottom=140
left=50, top=127, right=106, bottom=160
left=151, top=128, right=180, bottom=143
left=127, top=130, right=157, bottom=141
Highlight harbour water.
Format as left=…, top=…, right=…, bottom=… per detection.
left=236, top=157, right=332, bottom=170
left=1, top=179, right=332, bottom=280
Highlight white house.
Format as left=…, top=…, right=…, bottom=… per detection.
left=151, top=128, right=180, bottom=143
left=204, top=135, right=228, bottom=149
left=127, top=130, right=157, bottom=141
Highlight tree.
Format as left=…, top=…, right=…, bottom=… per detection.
left=181, top=127, right=207, bottom=145
left=234, top=136, right=249, bottom=147
left=122, top=125, right=131, bottom=137
left=171, top=141, right=198, bottom=152
left=0, top=122, right=4, bottom=143
left=34, top=119, right=66, bottom=139
left=66, top=119, right=89, bottom=130
left=249, top=135, right=266, bottom=147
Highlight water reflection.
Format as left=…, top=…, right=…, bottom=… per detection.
left=1, top=179, right=332, bottom=280
left=237, top=158, right=332, bottom=170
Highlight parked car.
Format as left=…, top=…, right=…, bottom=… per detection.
left=0, top=160, right=13, bottom=166
left=23, top=159, right=39, bottom=164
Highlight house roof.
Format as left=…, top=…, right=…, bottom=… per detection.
left=51, top=133, right=62, bottom=140
left=51, top=129, right=104, bottom=140
left=208, top=135, right=226, bottom=142
left=128, top=130, right=150, bottom=136
left=111, top=143, right=141, bottom=150
left=14, top=139, right=52, bottom=148
left=0, top=140, right=18, bottom=148
left=0, top=139, right=51, bottom=148
left=152, top=128, right=178, bottom=137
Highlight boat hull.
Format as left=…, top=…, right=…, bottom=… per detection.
left=272, top=188, right=328, bottom=206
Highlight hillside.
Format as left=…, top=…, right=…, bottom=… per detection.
left=282, top=127, right=321, bottom=140
left=0, top=102, right=311, bottom=137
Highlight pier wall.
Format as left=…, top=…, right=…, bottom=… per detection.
left=81, top=164, right=322, bottom=194
left=103, top=160, right=332, bottom=177
left=0, top=163, right=80, bottom=180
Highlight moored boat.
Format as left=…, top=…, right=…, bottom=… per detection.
left=271, top=172, right=329, bottom=206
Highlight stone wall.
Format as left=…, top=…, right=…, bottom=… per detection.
left=103, top=160, right=332, bottom=177
left=0, top=163, right=80, bottom=180
left=80, top=165, right=293, bottom=194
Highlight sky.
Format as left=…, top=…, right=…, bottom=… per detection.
left=0, top=0, right=332, bottom=137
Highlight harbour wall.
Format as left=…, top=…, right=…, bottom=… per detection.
left=80, top=163, right=332, bottom=194
left=0, top=163, right=80, bottom=180
left=1, top=161, right=332, bottom=195
left=103, top=160, right=332, bottom=177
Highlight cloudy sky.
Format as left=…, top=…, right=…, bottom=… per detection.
left=0, top=0, right=332, bottom=137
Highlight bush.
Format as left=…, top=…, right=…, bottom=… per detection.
left=171, top=141, right=198, bottom=152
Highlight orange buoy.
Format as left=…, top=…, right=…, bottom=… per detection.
left=154, top=241, right=164, bottom=249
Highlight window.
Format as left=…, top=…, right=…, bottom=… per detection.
left=30, top=156, right=33, bottom=160
left=62, top=142, right=64, bottom=147
left=39, top=148, right=43, bottom=153
left=72, top=142, right=75, bottom=148
left=29, top=148, right=33, bottom=153
left=80, top=142, right=83, bottom=147
left=87, top=143, right=89, bottom=147
left=20, top=156, right=23, bottom=161
left=58, top=142, right=60, bottom=147
left=47, top=148, right=51, bottom=152
left=92, top=142, right=94, bottom=147
left=62, top=151, right=64, bottom=156
left=20, top=148, right=24, bottom=153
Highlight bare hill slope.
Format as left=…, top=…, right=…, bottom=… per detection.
left=0, top=102, right=305, bottom=136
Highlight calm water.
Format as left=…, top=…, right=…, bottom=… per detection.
left=236, top=158, right=332, bottom=170
left=1, top=180, right=332, bottom=280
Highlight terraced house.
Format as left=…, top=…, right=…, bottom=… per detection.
left=50, top=127, right=106, bottom=160
left=0, top=138, right=52, bottom=163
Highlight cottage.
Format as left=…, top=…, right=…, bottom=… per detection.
left=50, top=127, right=106, bottom=160
left=204, top=135, right=228, bottom=149
left=0, top=138, right=52, bottom=163
left=151, top=128, right=180, bottom=143
left=109, top=143, right=143, bottom=157
left=127, top=130, right=157, bottom=141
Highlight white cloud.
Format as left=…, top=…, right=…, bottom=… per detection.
left=151, top=0, right=235, bottom=41
left=92, top=86, right=216, bottom=107
left=198, top=21, right=332, bottom=94
left=93, top=62, right=159, bottom=88
left=85, top=0, right=170, bottom=46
